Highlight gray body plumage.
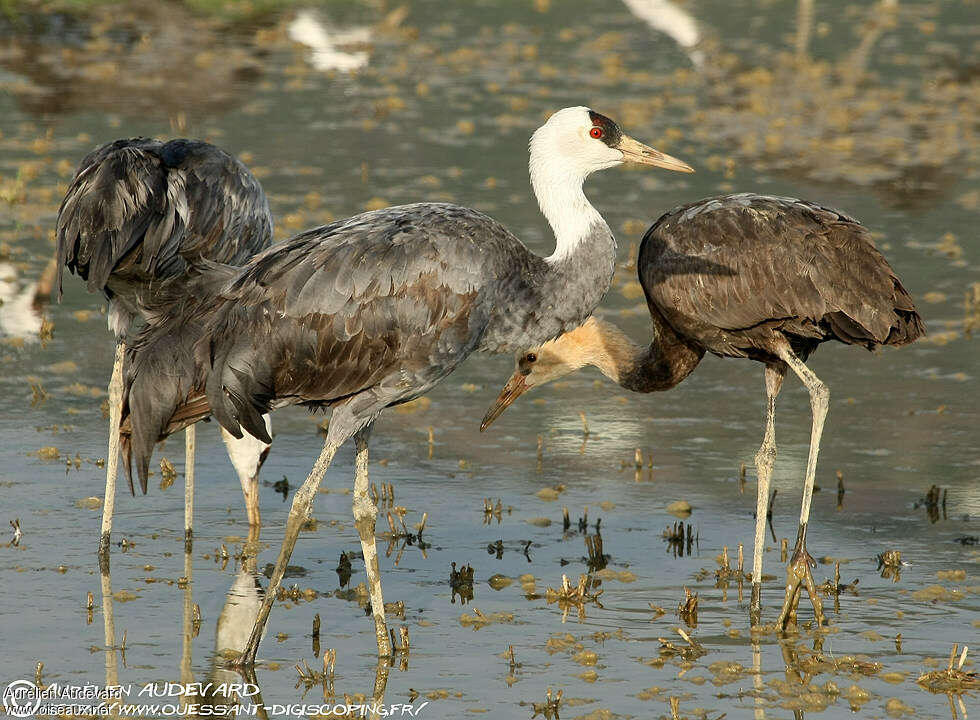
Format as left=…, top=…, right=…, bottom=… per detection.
left=638, top=193, right=923, bottom=366
left=125, top=202, right=616, bottom=487
left=56, top=137, right=274, bottom=337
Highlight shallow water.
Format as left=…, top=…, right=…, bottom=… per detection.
left=0, top=1, right=978, bottom=718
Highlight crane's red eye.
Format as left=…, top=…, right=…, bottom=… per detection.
left=589, top=127, right=604, bottom=139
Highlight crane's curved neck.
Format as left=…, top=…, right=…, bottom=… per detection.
left=591, top=312, right=704, bottom=393
left=481, top=149, right=618, bottom=353
left=510, top=153, right=616, bottom=349
left=531, top=155, right=608, bottom=263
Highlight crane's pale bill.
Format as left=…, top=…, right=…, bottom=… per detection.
left=616, top=134, right=694, bottom=173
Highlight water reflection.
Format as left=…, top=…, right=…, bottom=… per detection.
left=200, top=554, right=268, bottom=719
left=99, top=569, right=121, bottom=717
left=336, top=550, right=353, bottom=588
left=662, top=519, right=697, bottom=558
left=180, top=550, right=197, bottom=686
left=449, top=561, right=474, bottom=605
left=752, top=637, right=766, bottom=720
left=914, top=484, right=948, bottom=524
left=180, top=534, right=271, bottom=720
left=192, top=534, right=399, bottom=720
left=213, top=563, right=266, bottom=662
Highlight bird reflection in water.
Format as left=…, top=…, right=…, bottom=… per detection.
left=199, top=540, right=269, bottom=717
left=190, top=537, right=392, bottom=719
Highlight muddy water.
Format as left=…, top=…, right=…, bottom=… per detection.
left=0, top=0, right=977, bottom=718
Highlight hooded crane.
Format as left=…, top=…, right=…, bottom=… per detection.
left=56, top=138, right=275, bottom=556
left=123, top=107, right=694, bottom=663
left=481, top=193, right=923, bottom=627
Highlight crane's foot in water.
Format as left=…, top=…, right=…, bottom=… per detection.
left=229, top=636, right=262, bottom=670
left=98, top=534, right=111, bottom=575
left=775, top=540, right=824, bottom=630
left=750, top=582, right=763, bottom=627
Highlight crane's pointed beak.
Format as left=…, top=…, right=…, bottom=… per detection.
left=480, top=372, right=529, bottom=431
left=617, top=135, right=695, bottom=173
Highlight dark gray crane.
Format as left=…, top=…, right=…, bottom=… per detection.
left=56, top=138, right=275, bottom=555
left=481, top=192, right=924, bottom=627
left=122, top=106, right=694, bottom=663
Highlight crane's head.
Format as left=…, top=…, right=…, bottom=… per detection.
left=481, top=318, right=604, bottom=431
left=530, top=106, right=694, bottom=181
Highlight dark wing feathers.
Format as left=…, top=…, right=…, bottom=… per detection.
left=176, top=142, right=273, bottom=263
left=641, top=193, right=923, bottom=358
left=57, top=140, right=164, bottom=295
left=56, top=137, right=273, bottom=303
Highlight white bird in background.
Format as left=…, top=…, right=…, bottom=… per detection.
left=288, top=10, right=370, bottom=73
left=0, top=262, right=43, bottom=341
left=620, top=0, right=705, bottom=68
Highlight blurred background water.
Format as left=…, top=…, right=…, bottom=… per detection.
left=0, top=0, right=977, bottom=718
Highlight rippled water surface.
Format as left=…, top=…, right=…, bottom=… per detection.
left=1, top=1, right=978, bottom=718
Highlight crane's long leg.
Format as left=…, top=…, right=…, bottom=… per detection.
left=775, top=344, right=827, bottom=628
left=185, top=424, right=196, bottom=550
left=99, top=342, right=126, bottom=563
left=352, top=424, right=392, bottom=658
left=237, top=438, right=339, bottom=667
left=750, top=361, right=786, bottom=625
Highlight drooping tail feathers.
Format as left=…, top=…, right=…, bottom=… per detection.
left=203, top=301, right=278, bottom=447
left=882, top=277, right=925, bottom=347
left=819, top=266, right=925, bottom=350
left=120, top=263, right=235, bottom=494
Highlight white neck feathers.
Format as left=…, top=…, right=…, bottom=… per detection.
left=531, top=159, right=606, bottom=263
